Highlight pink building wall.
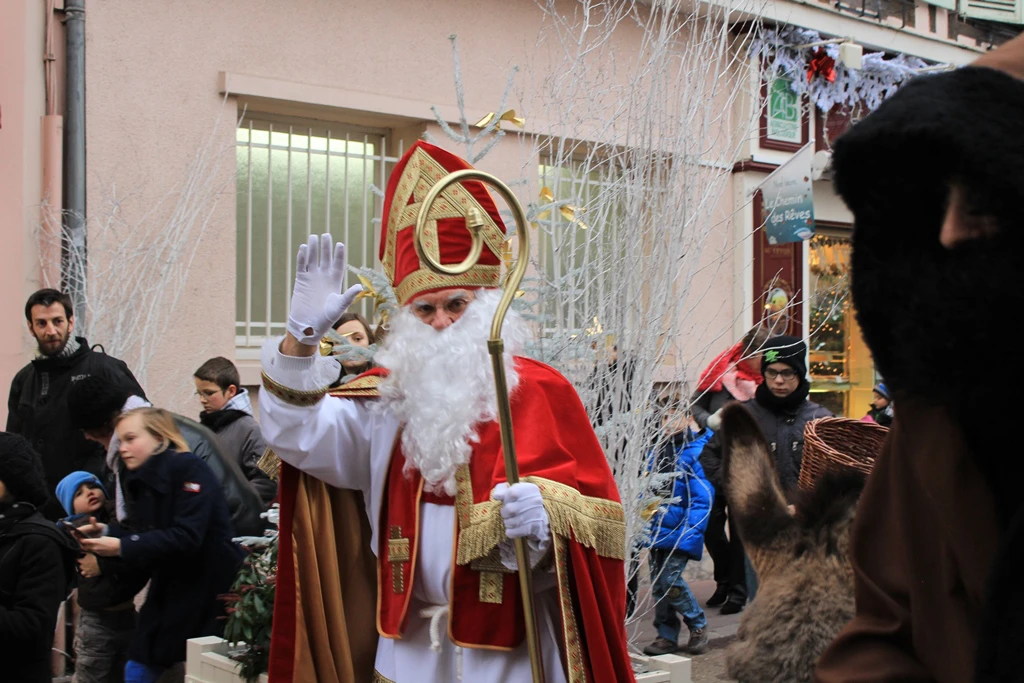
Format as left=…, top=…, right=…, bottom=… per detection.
left=0, top=0, right=48, bottom=426
left=4, top=0, right=740, bottom=418
left=80, top=0, right=740, bottom=412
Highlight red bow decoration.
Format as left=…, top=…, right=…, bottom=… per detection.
left=807, top=47, right=837, bottom=83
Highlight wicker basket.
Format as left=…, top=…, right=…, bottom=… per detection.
left=798, top=417, right=889, bottom=490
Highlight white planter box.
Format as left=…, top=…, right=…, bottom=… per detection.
left=185, top=636, right=689, bottom=683
left=185, top=636, right=268, bottom=683
left=632, top=653, right=692, bottom=683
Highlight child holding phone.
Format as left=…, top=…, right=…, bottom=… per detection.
left=56, top=472, right=148, bottom=683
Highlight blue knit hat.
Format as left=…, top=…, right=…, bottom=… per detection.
left=873, top=383, right=890, bottom=400
left=55, top=471, right=107, bottom=516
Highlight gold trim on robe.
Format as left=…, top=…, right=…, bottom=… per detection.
left=455, top=474, right=627, bottom=567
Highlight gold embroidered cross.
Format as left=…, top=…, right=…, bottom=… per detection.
left=387, top=526, right=410, bottom=594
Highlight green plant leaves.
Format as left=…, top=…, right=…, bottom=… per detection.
left=219, top=535, right=279, bottom=683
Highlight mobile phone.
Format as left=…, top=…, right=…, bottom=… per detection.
left=59, top=514, right=92, bottom=532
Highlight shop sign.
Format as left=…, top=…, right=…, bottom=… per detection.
left=759, top=142, right=815, bottom=244
left=766, top=77, right=802, bottom=144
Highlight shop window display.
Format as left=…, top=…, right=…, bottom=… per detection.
left=808, top=231, right=875, bottom=416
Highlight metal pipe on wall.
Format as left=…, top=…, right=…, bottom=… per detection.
left=63, top=0, right=86, bottom=328
left=42, top=115, right=64, bottom=291
left=41, top=0, right=63, bottom=290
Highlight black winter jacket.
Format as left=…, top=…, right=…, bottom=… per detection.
left=114, top=449, right=244, bottom=667
left=174, top=417, right=267, bottom=537
left=700, top=394, right=832, bottom=492
left=0, top=507, right=80, bottom=683
left=691, top=387, right=736, bottom=430
left=72, top=506, right=150, bottom=612
left=6, top=339, right=144, bottom=520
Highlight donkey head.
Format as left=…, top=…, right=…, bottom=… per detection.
left=719, top=402, right=866, bottom=683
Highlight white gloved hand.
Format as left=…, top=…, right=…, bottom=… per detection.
left=707, top=408, right=724, bottom=432
left=286, top=234, right=363, bottom=346
left=492, top=482, right=551, bottom=550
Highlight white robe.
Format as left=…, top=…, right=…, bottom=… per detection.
left=260, top=342, right=568, bottom=682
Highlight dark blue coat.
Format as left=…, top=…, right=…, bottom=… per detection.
left=114, top=449, right=244, bottom=667
left=646, top=428, right=715, bottom=558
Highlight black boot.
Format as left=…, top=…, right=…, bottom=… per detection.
left=720, top=596, right=745, bottom=615
left=706, top=584, right=730, bottom=608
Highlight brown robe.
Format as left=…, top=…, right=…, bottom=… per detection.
left=813, top=31, right=1024, bottom=682
left=813, top=397, right=1000, bottom=681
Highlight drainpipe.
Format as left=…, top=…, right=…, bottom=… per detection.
left=64, top=0, right=87, bottom=329
left=41, top=0, right=62, bottom=290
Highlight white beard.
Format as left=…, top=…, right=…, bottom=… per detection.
left=376, top=289, right=527, bottom=495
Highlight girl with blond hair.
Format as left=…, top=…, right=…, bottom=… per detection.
left=79, top=408, right=244, bottom=683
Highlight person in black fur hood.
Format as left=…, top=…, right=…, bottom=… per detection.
left=815, top=33, right=1024, bottom=683
left=0, top=433, right=80, bottom=683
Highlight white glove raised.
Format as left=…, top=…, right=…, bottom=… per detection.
left=286, top=234, right=363, bottom=346
left=492, top=482, right=551, bottom=550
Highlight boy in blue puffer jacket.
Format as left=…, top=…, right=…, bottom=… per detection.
left=642, top=398, right=715, bottom=657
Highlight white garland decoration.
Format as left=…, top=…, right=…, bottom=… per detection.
left=749, top=26, right=945, bottom=112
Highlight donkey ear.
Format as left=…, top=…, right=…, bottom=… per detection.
left=720, top=403, right=794, bottom=555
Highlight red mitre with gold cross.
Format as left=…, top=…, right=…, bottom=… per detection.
left=379, top=141, right=508, bottom=305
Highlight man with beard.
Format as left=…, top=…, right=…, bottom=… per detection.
left=7, top=289, right=144, bottom=520
left=813, top=33, right=1024, bottom=683
left=259, top=141, right=633, bottom=683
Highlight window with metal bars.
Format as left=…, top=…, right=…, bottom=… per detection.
left=234, top=118, right=403, bottom=347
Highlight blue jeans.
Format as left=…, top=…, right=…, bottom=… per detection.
left=124, top=660, right=165, bottom=683
left=649, top=548, right=707, bottom=643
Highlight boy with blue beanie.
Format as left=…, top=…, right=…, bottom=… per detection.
left=863, top=382, right=894, bottom=427
left=56, top=471, right=148, bottom=683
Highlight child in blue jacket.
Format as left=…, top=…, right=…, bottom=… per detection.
left=642, top=400, right=715, bottom=657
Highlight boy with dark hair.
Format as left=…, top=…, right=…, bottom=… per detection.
left=55, top=471, right=148, bottom=683
left=194, top=357, right=277, bottom=506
